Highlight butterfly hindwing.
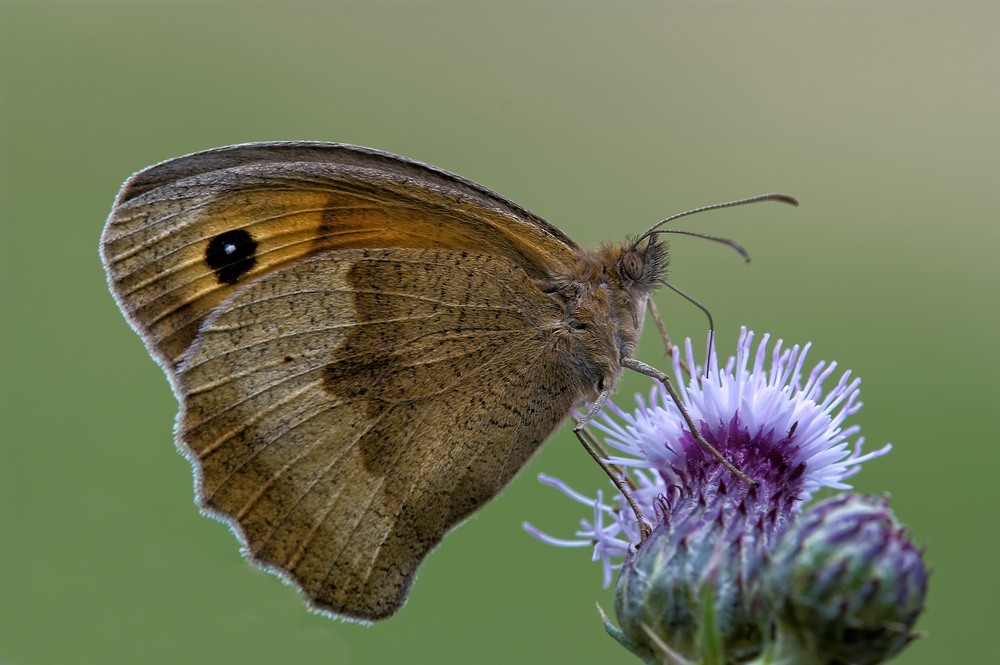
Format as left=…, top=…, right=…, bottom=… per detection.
left=177, top=248, right=584, bottom=620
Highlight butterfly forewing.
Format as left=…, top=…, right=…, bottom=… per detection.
left=101, top=142, right=580, bottom=375
left=177, top=248, right=580, bottom=620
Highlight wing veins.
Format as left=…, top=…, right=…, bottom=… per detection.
left=209, top=395, right=363, bottom=509
left=186, top=324, right=502, bottom=397
left=185, top=322, right=513, bottom=392
left=350, top=349, right=550, bottom=594
left=283, top=404, right=414, bottom=574
left=314, top=338, right=547, bottom=590
left=229, top=395, right=367, bottom=526
left=307, top=405, right=433, bottom=595
left=184, top=326, right=525, bottom=432
left=193, top=378, right=324, bottom=458
left=205, top=308, right=439, bottom=332
left=140, top=246, right=529, bottom=330
left=182, top=365, right=328, bottom=434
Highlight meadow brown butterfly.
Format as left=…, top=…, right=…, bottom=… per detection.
left=101, top=142, right=794, bottom=621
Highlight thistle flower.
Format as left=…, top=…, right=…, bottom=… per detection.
left=762, top=494, right=927, bottom=665
left=523, top=328, right=892, bottom=663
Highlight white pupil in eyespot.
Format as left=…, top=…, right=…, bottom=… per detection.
left=225, top=243, right=236, bottom=255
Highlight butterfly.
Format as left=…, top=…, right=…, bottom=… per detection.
left=101, top=142, right=794, bottom=621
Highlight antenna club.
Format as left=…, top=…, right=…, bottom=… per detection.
left=767, top=194, right=799, bottom=206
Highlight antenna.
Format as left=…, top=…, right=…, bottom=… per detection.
left=634, top=193, right=798, bottom=247
left=649, top=230, right=751, bottom=263
left=640, top=193, right=798, bottom=367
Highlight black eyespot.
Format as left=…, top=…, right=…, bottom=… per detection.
left=206, top=229, right=258, bottom=285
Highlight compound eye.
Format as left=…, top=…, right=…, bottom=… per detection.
left=621, top=251, right=645, bottom=281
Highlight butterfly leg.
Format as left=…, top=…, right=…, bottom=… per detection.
left=646, top=300, right=696, bottom=380
left=621, top=358, right=758, bottom=487
left=646, top=299, right=672, bottom=357
left=573, top=392, right=653, bottom=542
left=645, top=300, right=690, bottom=374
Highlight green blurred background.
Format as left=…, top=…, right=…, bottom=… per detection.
left=1, top=2, right=996, bottom=663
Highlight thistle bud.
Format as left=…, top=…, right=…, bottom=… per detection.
left=613, top=504, right=765, bottom=665
left=764, top=494, right=927, bottom=665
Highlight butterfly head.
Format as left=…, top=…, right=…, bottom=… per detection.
left=541, top=238, right=667, bottom=399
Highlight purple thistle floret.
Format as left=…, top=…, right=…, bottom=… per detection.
left=524, top=327, right=890, bottom=583
left=523, top=328, right=895, bottom=663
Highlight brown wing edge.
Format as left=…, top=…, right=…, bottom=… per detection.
left=181, top=418, right=571, bottom=624
left=97, top=224, right=182, bottom=389
left=111, top=141, right=579, bottom=251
